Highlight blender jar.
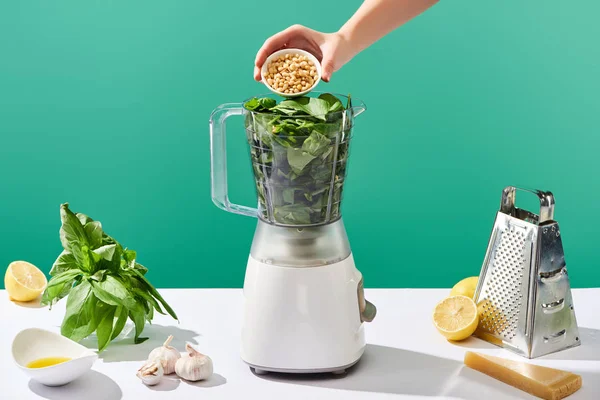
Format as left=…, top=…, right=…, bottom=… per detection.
left=209, top=92, right=366, bottom=227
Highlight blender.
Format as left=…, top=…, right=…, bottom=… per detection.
left=209, top=92, right=376, bottom=375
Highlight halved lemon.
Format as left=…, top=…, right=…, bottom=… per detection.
left=433, top=295, right=479, bottom=341
left=4, top=261, right=47, bottom=302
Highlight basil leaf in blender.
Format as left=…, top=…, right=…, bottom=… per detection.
left=244, top=93, right=350, bottom=225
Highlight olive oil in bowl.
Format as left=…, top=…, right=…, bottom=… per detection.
left=27, top=357, right=71, bottom=368
left=13, top=328, right=98, bottom=386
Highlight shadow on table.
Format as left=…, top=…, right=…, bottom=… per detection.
left=182, top=373, right=227, bottom=388
left=257, top=344, right=590, bottom=398
left=146, top=373, right=227, bottom=392
left=450, top=327, right=600, bottom=362
left=28, top=370, right=122, bottom=400
left=147, top=375, right=181, bottom=392
left=540, top=327, right=600, bottom=361
left=11, top=295, right=46, bottom=309
left=81, top=324, right=200, bottom=363
left=448, top=336, right=496, bottom=350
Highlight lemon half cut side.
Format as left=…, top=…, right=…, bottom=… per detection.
left=4, top=261, right=47, bottom=302
left=433, top=295, right=479, bottom=341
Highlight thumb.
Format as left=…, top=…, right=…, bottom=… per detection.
left=320, top=56, right=335, bottom=83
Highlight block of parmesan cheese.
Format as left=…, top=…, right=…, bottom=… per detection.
left=464, top=351, right=582, bottom=400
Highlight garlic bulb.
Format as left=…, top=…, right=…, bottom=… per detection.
left=148, top=335, right=181, bottom=374
left=136, top=359, right=163, bottom=386
left=175, top=343, right=214, bottom=382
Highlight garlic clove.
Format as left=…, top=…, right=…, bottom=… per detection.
left=175, top=343, right=214, bottom=382
left=148, top=335, right=181, bottom=375
left=137, top=359, right=163, bottom=386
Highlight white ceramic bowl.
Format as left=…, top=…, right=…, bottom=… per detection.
left=261, top=48, right=322, bottom=98
left=12, top=328, right=98, bottom=386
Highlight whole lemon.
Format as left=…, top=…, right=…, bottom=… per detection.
left=450, top=276, right=479, bottom=299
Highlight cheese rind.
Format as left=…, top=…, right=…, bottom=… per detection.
left=464, top=351, right=582, bottom=400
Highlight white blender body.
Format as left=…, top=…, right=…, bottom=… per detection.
left=241, top=219, right=375, bottom=373
left=242, top=253, right=365, bottom=373
left=209, top=93, right=375, bottom=374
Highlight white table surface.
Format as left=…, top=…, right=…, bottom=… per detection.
left=1, top=288, right=598, bottom=400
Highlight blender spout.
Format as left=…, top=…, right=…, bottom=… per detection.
left=346, top=94, right=366, bottom=117
left=351, top=105, right=366, bottom=117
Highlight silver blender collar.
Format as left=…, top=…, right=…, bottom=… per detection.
left=250, top=219, right=351, bottom=268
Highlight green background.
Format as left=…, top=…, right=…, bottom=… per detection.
left=1, top=1, right=598, bottom=289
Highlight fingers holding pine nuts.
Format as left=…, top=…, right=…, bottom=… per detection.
left=263, top=52, right=318, bottom=95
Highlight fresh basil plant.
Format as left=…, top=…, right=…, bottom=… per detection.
left=41, top=203, right=178, bottom=351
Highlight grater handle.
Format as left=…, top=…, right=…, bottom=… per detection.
left=500, top=186, right=555, bottom=222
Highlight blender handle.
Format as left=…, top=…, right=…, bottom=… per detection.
left=209, top=103, right=258, bottom=218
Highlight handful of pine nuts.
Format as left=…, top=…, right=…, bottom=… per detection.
left=264, top=53, right=319, bottom=95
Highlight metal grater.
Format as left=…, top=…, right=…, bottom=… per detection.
left=473, top=186, right=580, bottom=359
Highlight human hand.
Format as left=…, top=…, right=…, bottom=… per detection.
left=254, top=25, right=354, bottom=83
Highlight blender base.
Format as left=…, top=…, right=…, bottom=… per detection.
left=248, top=358, right=359, bottom=376
left=240, top=253, right=367, bottom=374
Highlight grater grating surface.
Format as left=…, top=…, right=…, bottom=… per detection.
left=480, top=228, right=525, bottom=340
left=474, top=187, right=580, bottom=359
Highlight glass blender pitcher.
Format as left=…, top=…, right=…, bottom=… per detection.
left=209, top=92, right=376, bottom=374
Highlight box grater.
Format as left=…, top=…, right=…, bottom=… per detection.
left=473, top=186, right=580, bottom=359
